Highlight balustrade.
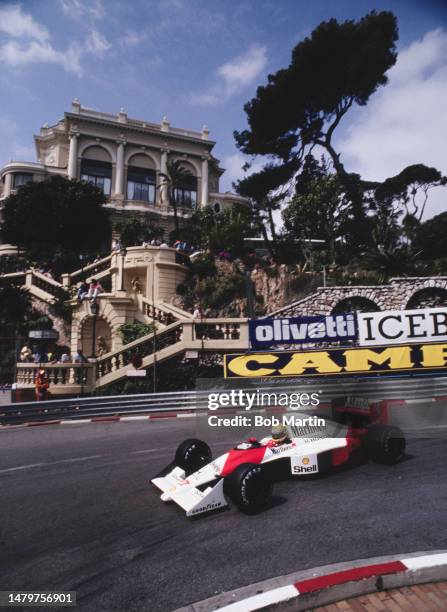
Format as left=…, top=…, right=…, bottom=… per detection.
left=142, top=301, right=177, bottom=325
left=194, top=321, right=241, bottom=340
left=95, top=322, right=184, bottom=379
left=16, top=363, right=94, bottom=387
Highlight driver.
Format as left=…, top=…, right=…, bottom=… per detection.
left=268, top=424, right=291, bottom=447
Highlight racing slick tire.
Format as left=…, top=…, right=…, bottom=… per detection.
left=224, top=463, right=273, bottom=514
left=175, top=438, right=212, bottom=475
left=365, top=424, right=406, bottom=465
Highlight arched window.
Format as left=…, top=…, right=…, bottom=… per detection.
left=80, top=146, right=112, bottom=195
left=127, top=154, right=156, bottom=203
left=172, top=162, right=197, bottom=209
left=331, top=296, right=380, bottom=314
left=406, top=287, right=447, bottom=309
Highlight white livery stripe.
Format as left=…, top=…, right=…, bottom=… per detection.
left=402, top=553, right=447, bottom=570
left=217, top=585, right=298, bottom=612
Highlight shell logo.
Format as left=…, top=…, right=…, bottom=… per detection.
left=302, top=457, right=310, bottom=465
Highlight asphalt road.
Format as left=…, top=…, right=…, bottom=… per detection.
left=1, top=419, right=447, bottom=612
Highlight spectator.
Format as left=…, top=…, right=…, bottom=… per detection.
left=19, top=345, right=32, bottom=362
left=160, top=241, right=169, bottom=248
left=87, top=278, right=103, bottom=301
left=74, top=349, right=87, bottom=363
left=33, top=351, right=48, bottom=364
left=35, top=369, right=49, bottom=401
left=193, top=305, right=203, bottom=320
left=60, top=352, right=71, bottom=363
left=76, top=281, right=89, bottom=301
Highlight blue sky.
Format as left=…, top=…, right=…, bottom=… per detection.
left=1, top=0, right=446, bottom=216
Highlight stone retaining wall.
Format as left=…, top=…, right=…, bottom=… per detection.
left=270, top=277, right=447, bottom=316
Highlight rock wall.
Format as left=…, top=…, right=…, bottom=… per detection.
left=270, top=277, right=447, bottom=316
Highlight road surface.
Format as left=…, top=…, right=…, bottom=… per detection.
left=1, top=419, right=446, bottom=611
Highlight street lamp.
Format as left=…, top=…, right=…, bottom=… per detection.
left=119, top=245, right=127, bottom=292
left=90, top=300, right=99, bottom=358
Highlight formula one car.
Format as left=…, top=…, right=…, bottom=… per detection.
left=151, top=400, right=406, bottom=517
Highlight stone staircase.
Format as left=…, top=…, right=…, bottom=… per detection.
left=94, top=318, right=247, bottom=388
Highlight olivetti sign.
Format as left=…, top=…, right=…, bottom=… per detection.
left=249, top=314, right=357, bottom=348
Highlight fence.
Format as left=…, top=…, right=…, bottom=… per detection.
left=2, top=375, right=447, bottom=425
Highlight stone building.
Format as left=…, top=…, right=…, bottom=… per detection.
left=0, top=100, right=247, bottom=252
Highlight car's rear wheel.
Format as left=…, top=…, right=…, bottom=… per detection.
left=365, top=425, right=406, bottom=465
left=175, top=438, right=212, bottom=475
left=224, top=462, right=272, bottom=514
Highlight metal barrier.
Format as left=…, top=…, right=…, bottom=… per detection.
left=2, top=375, right=447, bottom=425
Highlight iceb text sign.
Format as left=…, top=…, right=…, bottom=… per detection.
left=358, top=308, right=447, bottom=346
left=249, top=314, right=357, bottom=348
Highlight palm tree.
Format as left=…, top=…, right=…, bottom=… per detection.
left=158, top=160, right=194, bottom=238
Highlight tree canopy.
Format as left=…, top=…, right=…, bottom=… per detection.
left=0, top=175, right=110, bottom=274
left=113, top=215, right=164, bottom=249
left=234, top=11, right=399, bottom=244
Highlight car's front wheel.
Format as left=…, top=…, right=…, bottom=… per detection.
left=224, top=463, right=272, bottom=514
left=365, top=424, right=406, bottom=465
left=175, top=438, right=212, bottom=475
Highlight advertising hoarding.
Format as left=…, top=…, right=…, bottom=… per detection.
left=249, top=314, right=357, bottom=348
left=357, top=308, right=447, bottom=346
left=224, top=342, right=447, bottom=378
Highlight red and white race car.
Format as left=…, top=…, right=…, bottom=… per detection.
left=151, top=404, right=406, bottom=517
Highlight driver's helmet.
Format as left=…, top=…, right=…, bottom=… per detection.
left=271, top=423, right=288, bottom=444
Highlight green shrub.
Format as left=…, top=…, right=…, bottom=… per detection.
left=118, top=322, right=154, bottom=345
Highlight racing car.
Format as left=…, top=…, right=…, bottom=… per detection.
left=151, top=399, right=406, bottom=517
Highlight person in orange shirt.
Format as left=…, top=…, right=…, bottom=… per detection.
left=35, top=369, right=49, bottom=401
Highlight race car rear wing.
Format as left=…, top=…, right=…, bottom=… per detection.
left=331, top=396, right=388, bottom=425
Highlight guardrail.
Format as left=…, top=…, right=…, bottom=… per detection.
left=2, top=375, right=447, bottom=425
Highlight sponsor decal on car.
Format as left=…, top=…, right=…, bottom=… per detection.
left=190, top=501, right=224, bottom=515
left=291, top=454, right=319, bottom=474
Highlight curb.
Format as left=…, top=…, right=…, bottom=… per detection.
left=175, top=551, right=447, bottom=612
left=0, top=411, right=197, bottom=430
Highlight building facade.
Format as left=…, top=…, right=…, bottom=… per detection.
left=0, top=100, right=247, bottom=246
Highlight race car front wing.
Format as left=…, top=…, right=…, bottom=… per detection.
left=152, top=467, right=228, bottom=517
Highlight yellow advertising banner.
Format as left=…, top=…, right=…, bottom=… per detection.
left=224, top=342, right=447, bottom=378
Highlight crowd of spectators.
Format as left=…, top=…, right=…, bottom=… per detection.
left=19, top=345, right=88, bottom=364
left=140, top=238, right=196, bottom=254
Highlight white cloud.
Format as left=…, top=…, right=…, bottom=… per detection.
left=0, top=5, right=111, bottom=76
left=60, top=0, right=105, bottom=20
left=86, top=29, right=111, bottom=57
left=120, top=29, right=148, bottom=48
left=0, top=4, right=49, bottom=41
left=0, top=40, right=82, bottom=76
left=193, top=44, right=267, bottom=105
left=338, top=28, right=447, bottom=219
